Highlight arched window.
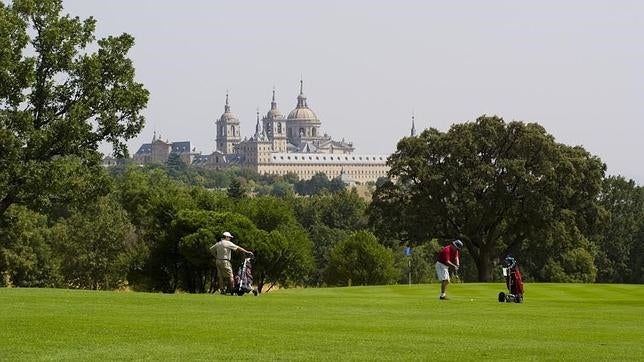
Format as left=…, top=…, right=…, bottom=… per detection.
left=231, top=125, right=236, bottom=136
left=277, top=123, right=282, bottom=134
left=299, top=128, right=305, bottom=136
left=312, top=128, right=316, bottom=137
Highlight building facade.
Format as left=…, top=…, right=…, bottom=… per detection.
left=204, top=81, right=389, bottom=183
left=133, top=132, right=197, bottom=165
left=131, top=81, right=391, bottom=184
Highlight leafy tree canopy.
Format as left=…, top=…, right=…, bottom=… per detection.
left=593, top=176, right=644, bottom=283
left=236, top=196, right=298, bottom=232
left=370, top=115, right=605, bottom=281
left=0, top=0, right=149, bottom=217
left=294, top=172, right=346, bottom=196
left=0, top=205, right=60, bottom=287
left=326, top=230, right=398, bottom=286
left=227, top=178, right=246, bottom=200
left=51, top=196, right=138, bottom=290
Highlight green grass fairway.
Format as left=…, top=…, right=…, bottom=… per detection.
left=1, top=284, right=643, bottom=361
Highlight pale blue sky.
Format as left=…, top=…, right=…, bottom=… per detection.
left=62, top=0, right=643, bottom=184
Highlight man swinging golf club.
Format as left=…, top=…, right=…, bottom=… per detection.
left=435, top=239, right=462, bottom=300
left=210, top=232, right=253, bottom=295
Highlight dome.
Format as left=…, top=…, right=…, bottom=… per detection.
left=266, top=109, right=282, bottom=119
left=287, top=80, right=318, bottom=120
left=220, top=111, right=238, bottom=122
left=287, top=107, right=318, bottom=120
left=219, top=93, right=239, bottom=123
left=265, top=89, right=284, bottom=119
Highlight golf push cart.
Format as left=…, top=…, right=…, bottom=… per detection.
left=232, top=256, right=258, bottom=296
left=498, top=256, right=524, bottom=303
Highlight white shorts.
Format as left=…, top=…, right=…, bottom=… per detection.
left=435, top=262, right=450, bottom=281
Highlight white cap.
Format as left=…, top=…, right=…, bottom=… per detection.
left=223, top=231, right=233, bottom=238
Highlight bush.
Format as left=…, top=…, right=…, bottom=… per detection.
left=542, top=248, right=597, bottom=282
left=0, top=206, right=62, bottom=287
left=52, top=197, right=140, bottom=290
left=326, top=231, right=398, bottom=286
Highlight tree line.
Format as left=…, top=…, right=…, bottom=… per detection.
left=0, top=165, right=399, bottom=291
left=1, top=0, right=642, bottom=292
left=2, top=149, right=642, bottom=291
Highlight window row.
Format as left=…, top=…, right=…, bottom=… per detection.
left=274, top=155, right=384, bottom=161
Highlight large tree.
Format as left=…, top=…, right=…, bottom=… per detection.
left=370, top=115, right=605, bottom=281
left=593, top=176, right=644, bottom=283
left=0, top=0, right=148, bottom=217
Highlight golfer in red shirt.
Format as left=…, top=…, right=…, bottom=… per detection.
left=435, top=239, right=462, bottom=300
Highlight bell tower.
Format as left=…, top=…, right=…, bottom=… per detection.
left=262, top=88, right=287, bottom=153
left=215, top=92, right=241, bottom=154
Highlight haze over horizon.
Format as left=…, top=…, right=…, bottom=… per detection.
left=62, top=0, right=643, bottom=184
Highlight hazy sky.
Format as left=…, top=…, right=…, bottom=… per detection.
left=62, top=0, right=643, bottom=184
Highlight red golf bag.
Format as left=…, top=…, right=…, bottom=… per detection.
left=498, top=256, right=524, bottom=303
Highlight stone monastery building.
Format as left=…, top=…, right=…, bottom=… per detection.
left=135, top=81, right=390, bottom=184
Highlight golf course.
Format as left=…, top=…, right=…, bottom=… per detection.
left=1, top=283, right=642, bottom=361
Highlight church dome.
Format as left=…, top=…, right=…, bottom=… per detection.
left=266, top=89, right=283, bottom=119
left=267, top=108, right=282, bottom=118
left=221, top=111, right=238, bottom=122
left=287, top=80, right=318, bottom=121
left=287, top=107, right=317, bottom=120
left=220, top=93, right=239, bottom=123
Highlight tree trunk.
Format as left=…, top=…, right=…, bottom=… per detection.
left=257, top=274, right=265, bottom=294
left=0, top=195, right=14, bottom=217
left=475, top=247, right=493, bottom=282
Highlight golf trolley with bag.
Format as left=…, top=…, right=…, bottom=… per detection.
left=232, top=257, right=258, bottom=296
left=498, top=256, right=524, bottom=303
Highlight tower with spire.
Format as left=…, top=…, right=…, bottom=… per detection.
left=286, top=79, right=322, bottom=148
left=262, top=88, right=287, bottom=152
left=216, top=92, right=241, bottom=154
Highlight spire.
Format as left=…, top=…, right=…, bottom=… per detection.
left=261, top=121, right=268, bottom=141
left=224, top=91, right=230, bottom=113
left=255, top=108, right=261, bottom=137
left=265, top=87, right=283, bottom=120
left=271, top=87, right=277, bottom=110
left=297, top=79, right=307, bottom=108
left=411, top=113, right=416, bottom=137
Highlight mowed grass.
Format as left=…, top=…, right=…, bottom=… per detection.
left=1, top=283, right=643, bottom=361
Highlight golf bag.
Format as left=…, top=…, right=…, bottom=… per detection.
left=498, top=256, right=524, bottom=303
left=232, top=257, right=258, bottom=296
